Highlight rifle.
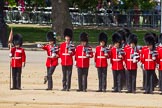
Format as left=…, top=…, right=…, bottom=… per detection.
left=66, top=41, right=75, bottom=53
left=50, top=44, right=59, bottom=57
left=84, top=45, right=93, bottom=57
left=101, top=46, right=110, bottom=56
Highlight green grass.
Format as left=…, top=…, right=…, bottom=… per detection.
left=7, top=27, right=160, bottom=45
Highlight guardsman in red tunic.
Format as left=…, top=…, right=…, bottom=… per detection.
left=75, top=32, right=93, bottom=92
left=37, top=31, right=59, bottom=90
left=157, top=33, right=162, bottom=94
left=117, top=28, right=131, bottom=90
left=141, top=34, right=157, bottom=94
left=110, top=32, right=124, bottom=92
left=95, top=32, right=109, bottom=92
left=10, top=34, right=26, bottom=90
left=124, top=34, right=139, bottom=93
left=59, top=28, right=75, bottom=91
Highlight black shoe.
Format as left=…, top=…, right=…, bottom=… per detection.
left=160, top=92, right=162, bottom=95
left=126, top=91, right=131, bottom=93
left=112, top=90, right=118, bottom=93
left=144, top=91, right=149, bottom=94
left=10, top=88, right=16, bottom=90
left=96, top=90, right=102, bottom=92
left=46, top=88, right=52, bottom=90
left=149, top=92, right=154, bottom=94
left=102, top=89, right=106, bottom=92
left=83, top=89, right=87, bottom=92
left=66, top=89, right=69, bottom=91
left=61, top=88, right=66, bottom=91
left=17, top=88, right=22, bottom=90
left=77, top=89, right=82, bottom=92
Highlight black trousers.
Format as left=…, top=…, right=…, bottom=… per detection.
left=77, top=68, right=89, bottom=90
left=113, top=70, right=123, bottom=92
left=127, top=70, right=137, bottom=92
left=159, top=71, right=162, bottom=91
left=47, top=66, right=56, bottom=89
left=62, top=65, right=72, bottom=89
left=145, top=70, right=155, bottom=93
left=12, top=67, right=22, bottom=89
left=97, top=67, right=107, bottom=90
left=123, top=69, right=128, bottom=89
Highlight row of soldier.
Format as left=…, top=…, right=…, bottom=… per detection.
left=9, top=28, right=162, bottom=94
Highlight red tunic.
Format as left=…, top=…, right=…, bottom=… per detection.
left=157, top=45, right=162, bottom=70
left=141, top=47, right=157, bottom=70
left=110, top=46, right=124, bottom=70
left=75, top=45, right=93, bottom=68
left=124, top=45, right=139, bottom=70
left=42, top=44, right=59, bottom=67
left=10, top=47, right=26, bottom=67
left=140, top=46, right=148, bottom=64
left=94, top=46, right=109, bottom=68
left=59, top=42, right=75, bottom=66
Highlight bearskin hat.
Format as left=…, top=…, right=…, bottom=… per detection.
left=12, top=34, right=23, bottom=46
left=151, top=32, right=158, bottom=44
left=80, top=32, right=88, bottom=42
left=117, top=29, right=126, bottom=42
left=144, top=34, right=155, bottom=46
left=127, top=33, right=138, bottom=45
left=98, top=32, right=108, bottom=45
left=112, top=32, right=122, bottom=44
left=158, top=33, right=162, bottom=44
left=64, top=28, right=73, bottom=40
left=46, top=31, right=56, bottom=42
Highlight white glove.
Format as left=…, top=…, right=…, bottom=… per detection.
left=9, top=53, right=12, bottom=57
left=52, top=53, right=56, bottom=57
left=37, top=44, right=42, bottom=48
left=133, top=58, right=137, bottom=63
left=68, top=50, right=72, bottom=54
left=152, top=57, right=156, bottom=61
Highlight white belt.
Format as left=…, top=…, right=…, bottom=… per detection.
left=62, top=53, right=70, bottom=56
left=78, top=56, right=87, bottom=58
left=127, top=59, right=133, bottom=61
left=12, top=57, right=21, bottom=59
left=160, top=59, right=162, bottom=62
left=145, top=59, right=153, bottom=61
left=112, top=59, right=121, bottom=61
left=97, top=56, right=106, bottom=58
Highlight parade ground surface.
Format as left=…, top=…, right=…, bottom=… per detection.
left=1, top=49, right=162, bottom=108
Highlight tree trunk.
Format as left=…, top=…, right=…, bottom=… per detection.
left=0, top=0, right=7, bottom=47
left=51, top=0, right=73, bottom=40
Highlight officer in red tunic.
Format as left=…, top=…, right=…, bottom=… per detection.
left=95, top=32, right=109, bottom=92
left=140, top=33, right=159, bottom=91
left=10, top=34, right=26, bottom=90
left=141, top=35, right=157, bottom=94
left=124, top=34, right=139, bottom=93
left=110, top=32, right=124, bottom=92
left=157, top=33, right=162, bottom=94
left=37, top=31, right=59, bottom=90
left=59, top=28, right=75, bottom=91
left=75, top=32, right=93, bottom=92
